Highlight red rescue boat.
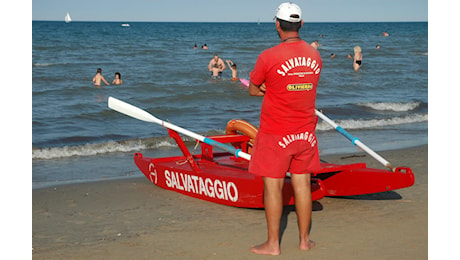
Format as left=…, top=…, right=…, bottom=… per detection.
left=108, top=97, right=415, bottom=209
left=134, top=120, right=414, bottom=208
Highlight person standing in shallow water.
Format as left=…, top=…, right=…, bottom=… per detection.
left=248, top=2, right=322, bottom=256
left=92, top=68, right=109, bottom=86
left=353, top=46, right=363, bottom=71
left=226, top=59, right=238, bottom=81
left=207, top=54, right=226, bottom=78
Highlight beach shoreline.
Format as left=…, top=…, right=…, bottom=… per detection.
left=33, top=145, right=427, bottom=259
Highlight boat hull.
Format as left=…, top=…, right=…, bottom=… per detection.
left=314, top=163, right=414, bottom=196
left=134, top=153, right=325, bottom=208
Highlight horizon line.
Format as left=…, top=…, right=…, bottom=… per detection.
left=32, top=19, right=428, bottom=23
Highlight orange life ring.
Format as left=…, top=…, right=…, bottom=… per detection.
left=225, top=119, right=258, bottom=152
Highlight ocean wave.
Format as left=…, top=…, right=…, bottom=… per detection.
left=410, top=52, right=428, bottom=56
left=33, top=113, right=428, bottom=160
left=33, top=62, right=67, bottom=67
left=316, top=113, right=428, bottom=131
left=357, top=101, right=421, bottom=112
left=32, top=139, right=178, bottom=160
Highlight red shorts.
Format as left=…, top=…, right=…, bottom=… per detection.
left=249, top=130, right=321, bottom=178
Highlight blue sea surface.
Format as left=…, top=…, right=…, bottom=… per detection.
left=32, top=21, right=428, bottom=188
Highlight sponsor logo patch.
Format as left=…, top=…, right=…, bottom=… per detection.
left=286, top=83, right=313, bottom=91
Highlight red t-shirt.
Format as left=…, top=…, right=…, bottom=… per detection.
left=250, top=40, right=322, bottom=135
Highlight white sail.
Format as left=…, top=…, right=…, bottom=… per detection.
left=65, top=13, right=71, bottom=23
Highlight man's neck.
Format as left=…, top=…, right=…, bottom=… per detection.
left=280, top=32, right=301, bottom=43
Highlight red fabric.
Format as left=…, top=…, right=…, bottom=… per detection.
left=250, top=40, right=322, bottom=135
left=249, top=131, right=321, bottom=178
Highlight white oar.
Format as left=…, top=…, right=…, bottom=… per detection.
left=108, top=97, right=251, bottom=161
left=241, top=79, right=392, bottom=170
left=315, top=109, right=393, bottom=171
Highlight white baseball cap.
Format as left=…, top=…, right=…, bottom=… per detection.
left=275, top=2, right=302, bottom=23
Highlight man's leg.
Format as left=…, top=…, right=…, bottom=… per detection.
left=290, top=173, right=316, bottom=250
left=250, top=177, right=285, bottom=255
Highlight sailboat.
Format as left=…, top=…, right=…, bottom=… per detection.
left=65, top=12, right=72, bottom=23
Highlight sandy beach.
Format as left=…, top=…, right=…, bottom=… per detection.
left=32, top=145, right=427, bottom=259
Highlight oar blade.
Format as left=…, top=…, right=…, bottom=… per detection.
left=108, top=97, right=159, bottom=124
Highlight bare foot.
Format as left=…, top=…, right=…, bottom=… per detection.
left=250, top=241, right=281, bottom=256
left=300, top=239, right=316, bottom=251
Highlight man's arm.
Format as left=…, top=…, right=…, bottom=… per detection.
left=249, top=81, right=265, bottom=96
left=102, top=76, right=110, bottom=85
left=225, top=60, right=232, bottom=69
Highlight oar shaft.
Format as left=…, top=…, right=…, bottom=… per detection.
left=161, top=120, right=251, bottom=160
left=204, top=137, right=251, bottom=160
left=315, top=109, right=393, bottom=170
left=354, top=140, right=392, bottom=169
left=108, top=97, right=251, bottom=161
left=315, top=111, right=358, bottom=144
left=160, top=120, right=205, bottom=143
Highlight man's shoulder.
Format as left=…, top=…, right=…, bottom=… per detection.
left=262, top=44, right=282, bottom=54
left=261, top=41, right=305, bottom=55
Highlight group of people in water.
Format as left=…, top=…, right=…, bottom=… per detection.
left=204, top=30, right=389, bottom=78
left=330, top=44, right=384, bottom=71
left=329, top=31, right=389, bottom=71
left=92, top=68, right=123, bottom=87
left=93, top=30, right=389, bottom=86
left=207, top=54, right=238, bottom=81
left=196, top=43, right=238, bottom=81
left=309, top=38, right=363, bottom=71
left=194, top=43, right=208, bottom=50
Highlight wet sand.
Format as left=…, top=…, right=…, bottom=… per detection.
left=33, top=145, right=427, bottom=259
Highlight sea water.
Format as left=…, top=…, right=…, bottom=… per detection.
left=32, top=21, right=428, bottom=188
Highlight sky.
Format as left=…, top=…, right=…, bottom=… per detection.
left=32, top=0, right=428, bottom=23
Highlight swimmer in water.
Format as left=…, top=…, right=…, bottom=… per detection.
left=226, top=59, right=238, bottom=81
left=210, top=63, right=221, bottom=79
left=112, top=72, right=123, bottom=85
left=310, top=40, right=320, bottom=50
left=208, top=54, right=226, bottom=78
left=93, top=68, right=110, bottom=86
left=353, top=46, right=362, bottom=71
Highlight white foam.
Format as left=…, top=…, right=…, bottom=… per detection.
left=33, top=140, right=147, bottom=160
left=33, top=62, right=67, bottom=67
left=33, top=113, right=428, bottom=160
left=153, top=140, right=178, bottom=148
left=357, top=101, right=421, bottom=112
left=316, top=113, right=428, bottom=131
